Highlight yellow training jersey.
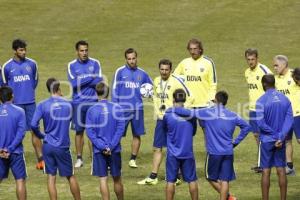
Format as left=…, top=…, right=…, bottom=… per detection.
left=153, top=74, right=194, bottom=119
left=275, top=69, right=300, bottom=116
left=244, top=63, right=272, bottom=111
left=174, top=55, right=217, bottom=107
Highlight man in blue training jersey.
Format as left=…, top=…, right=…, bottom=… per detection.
left=67, top=40, right=102, bottom=168
left=0, top=86, right=27, bottom=200
left=256, top=74, right=293, bottom=200
left=31, top=78, right=81, bottom=200
left=163, top=89, right=198, bottom=200
left=1, top=39, right=43, bottom=170
left=86, top=82, right=125, bottom=200
left=112, top=48, right=152, bottom=168
left=174, top=91, right=251, bottom=200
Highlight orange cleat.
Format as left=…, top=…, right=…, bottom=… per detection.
left=228, top=194, right=237, bottom=200
left=36, top=160, right=45, bottom=170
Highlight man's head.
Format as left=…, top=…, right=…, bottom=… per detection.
left=273, top=55, right=288, bottom=75
left=46, top=78, right=61, bottom=94
left=125, top=48, right=137, bottom=68
left=292, top=68, right=300, bottom=86
left=159, top=59, right=172, bottom=81
left=12, top=39, right=27, bottom=60
left=173, top=89, right=186, bottom=104
left=96, top=82, right=109, bottom=99
left=0, top=86, right=13, bottom=103
left=75, top=40, right=89, bottom=62
left=261, top=74, right=275, bottom=91
left=187, top=38, right=203, bottom=60
left=214, top=91, right=228, bottom=106
left=245, top=48, right=258, bottom=69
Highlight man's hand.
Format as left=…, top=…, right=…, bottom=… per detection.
left=275, top=140, right=283, bottom=148
left=103, top=147, right=111, bottom=156
left=0, top=149, right=10, bottom=159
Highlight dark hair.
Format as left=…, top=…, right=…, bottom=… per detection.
left=262, top=74, right=275, bottom=88
left=96, top=82, right=109, bottom=98
left=245, top=48, right=258, bottom=58
left=187, top=38, right=203, bottom=54
left=0, top=86, right=13, bottom=103
left=46, top=78, right=60, bottom=93
left=124, top=48, right=137, bottom=58
left=75, top=40, right=88, bottom=50
left=292, top=68, right=300, bottom=81
left=158, top=59, right=172, bottom=70
left=215, top=91, right=228, bottom=106
left=173, top=89, right=186, bottom=103
left=12, top=39, right=27, bottom=51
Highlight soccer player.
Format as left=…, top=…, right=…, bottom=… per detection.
left=112, top=48, right=152, bottom=168
left=273, top=55, right=298, bottom=175
left=67, top=40, right=102, bottom=168
left=244, top=48, right=272, bottom=173
left=174, top=91, right=251, bottom=200
left=256, top=74, right=293, bottom=200
left=163, top=89, right=198, bottom=200
left=137, top=59, right=193, bottom=185
left=86, top=82, right=125, bottom=200
left=1, top=39, right=43, bottom=170
left=31, top=78, right=81, bottom=200
left=174, top=38, right=217, bottom=108
left=0, top=86, right=27, bottom=200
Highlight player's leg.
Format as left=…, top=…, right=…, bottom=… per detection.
left=15, top=179, right=26, bottom=200
left=112, top=176, right=124, bottom=200
left=75, top=131, right=84, bottom=167
left=47, top=175, right=57, bottom=200
left=220, top=181, right=229, bottom=200
left=249, top=111, right=262, bottom=173
left=188, top=181, right=199, bottom=200
left=67, top=176, right=81, bottom=200
left=166, top=154, right=179, bottom=200
left=181, top=157, right=198, bottom=200
left=261, top=168, right=271, bottom=200
left=285, top=125, right=294, bottom=175
left=109, top=152, right=123, bottom=200
left=260, top=142, right=273, bottom=200
left=99, top=176, right=110, bottom=200
left=276, top=167, right=287, bottom=200
left=166, top=182, right=175, bottom=200
left=10, top=154, right=27, bottom=200
left=205, top=153, right=222, bottom=194
left=73, top=103, right=85, bottom=168
left=92, top=152, right=109, bottom=199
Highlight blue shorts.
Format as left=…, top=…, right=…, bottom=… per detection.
left=92, top=152, right=122, bottom=177
left=286, top=116, right=300, bottom=140
left=43, top=143, right=73, bottom=177
left=72, top=103, right=94, bottom=133
left=0, top=153, right=27, bottom=180
left=205, top=154, right=236, bottom=182
left=166, top=154, right=197, bottom=183
left=16, top=103, right=36, bottom=131
left=123, top=110, right=145, bottom=136
left=249, top=111, right=259, bottom=134
left=259, top=142, right=286, bottom=169
left=153, top=120, right=167, bottom=148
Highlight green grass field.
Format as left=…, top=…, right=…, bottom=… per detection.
left=1, top=0, right=300, bottom=199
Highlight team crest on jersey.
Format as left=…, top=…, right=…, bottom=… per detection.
left=88, top=66, right=94, bottom=72
left=167, top=85, right=171, bottom=90
left=26, top=66, right=32, bottom=72
left=0, top=109, right=8, bottom=116
left=256, top=76, right=260, bottom=80
left=137, top=75, right=142, bottom=81
left=288, top=81, right=291, bottom=85
left=200, top=68, right=204, bottom=72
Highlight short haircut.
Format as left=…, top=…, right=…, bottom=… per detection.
left=274, top=55, right=288, bottom=67
left=0, top=86, right=13, bottom=103
left=75, top=40, right=88, bottom=50
left=96, top=82, right=109, bottom=98
left=124, top=48, right=137, bottom=58
left=158, top=59, right=172, bottom=70
left=12, top=39, right=27, bottom=51
left=187, top=38, right=203, bottom=53
left=215, top=91, right=228, bottom=106
left=262, top=74, right=275, bottom=88
left=46, top=78, right=60, bottom=93
left=173, top=89, right=186, bottom=103
left=292, top=68, right=300, bottom=81
left=245, top=48, right=258, bottom=58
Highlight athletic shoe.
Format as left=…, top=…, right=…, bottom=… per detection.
left=175, top=178, right=182, bottom=186
left=228, top=194, right=237, bottom=200
left=251, top=166, right=262, bottom=173
left=74, top=159, right=83, bottom=168
left=137, top=177, right=158, bottom=185
left=36, top=160, right=45, bottom=170
left=128, top=159, right=138, bottom=168
left=285, top=166, right=296, bottom=176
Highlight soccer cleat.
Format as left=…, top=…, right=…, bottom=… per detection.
left=285, top=166, right=296, bottom=176
left=251, top=166, right=262, bottom=173
left=227, top=194, right=237, bottom=200
left=128, top=159, right=138, bottom=168
left=175, top=178, right=182, bottom=186
left=137, top=177, right=158, bottom=185
left=36, top=160, right=45, bottom=170
left=74, top=159, right=83, bottom=168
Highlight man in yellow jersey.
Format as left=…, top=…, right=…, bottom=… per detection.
left=274, top=55, right=300, bottom=176
left=137, top=59, right=193, bottom=185
left=244, top=48, right=272, bottom=173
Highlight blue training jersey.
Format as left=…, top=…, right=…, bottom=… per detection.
left=256, top=88, right=293, bottom=142
left=1, top=58, right=38, bottom=104
left=86, top=99, right=125, bottom=153
left=174, top=105, right=251, bottom=155
left=112, top=65, right=153, bottom=110
left=163, top=107, right=196, bottom=159
left=67, top=58, right=102, bottom=104
left=0, top=103, right=26, bottom=154
left=31, top=96, right=72, bottom=148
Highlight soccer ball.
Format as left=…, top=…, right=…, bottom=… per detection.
left=140, top=83, right=153, bottom=98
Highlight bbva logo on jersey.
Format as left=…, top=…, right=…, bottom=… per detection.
left=13, top=75, right=30, bottom=82
left=125, top=81, right=140, bottom=88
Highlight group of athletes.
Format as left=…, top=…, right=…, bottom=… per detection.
left=0, top=38, right=299, bottom=200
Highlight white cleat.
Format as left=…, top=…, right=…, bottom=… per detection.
left=128, top=159, right=138, bottom=168
left=74, top=159, right=83, bottom=168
